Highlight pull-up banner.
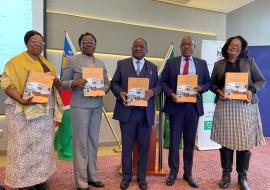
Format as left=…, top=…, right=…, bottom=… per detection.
left=196, top=40, right=224, bottom=150
left=248, top=46, right=270, bottom=137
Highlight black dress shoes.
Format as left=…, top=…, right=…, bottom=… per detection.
left=166, top=174, right=176, bottom=186
left=88, top=181, right=105, bottom=188
left=238, top=177, right=250, bottom=190
left=138, top=180, right=148, bottom=190
left=34, top=182, right=48, bottom=190
left=219, top=174, right=231, bottom=189
left=183, top=175, right=199, bottom=188
left=120, top=179, right=130, bottom=190
left=19, top=184, right=46, bottom=190
left=18, top=187, right=36, bottom=190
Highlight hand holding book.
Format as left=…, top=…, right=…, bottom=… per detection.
left=170, top=92, right=182, bottom=103
left=119, top=91, right=129, bottom=106
left=20, top=95, right=35, bottom=106
left=71, top=78, right=87, bottom=88
left=217, top=88, right=252, bottom=103
left=144, top=89, right=153, bottom=100
left=246, top=90, right=252, bottom=103
left=217, top=89, right=228, bottom=100
left=53, top=77, right=61, bottom=89
left=194, top=85, right=203, bottom=92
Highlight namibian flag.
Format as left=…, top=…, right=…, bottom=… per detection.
left=54, top=31, right=77, bottom=160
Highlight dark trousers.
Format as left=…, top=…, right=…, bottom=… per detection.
left=220, top=147, right=251, bottom=178
left=168, top=103, right=199, bottom=177
left=120, top=108, right=152, bottom=181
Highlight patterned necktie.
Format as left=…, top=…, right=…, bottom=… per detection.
left=136, top=60, right=141, bottom=76
left=183, top=57, right=189, bottom=75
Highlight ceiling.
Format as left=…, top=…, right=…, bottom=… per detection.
left=152, top=0, right=256, bottom=13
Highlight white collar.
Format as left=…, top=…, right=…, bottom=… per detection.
left=132, top=57, right=145, bottom=64
left=181, top=56, right=193, bottom=61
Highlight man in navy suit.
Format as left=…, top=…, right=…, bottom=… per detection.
left=110, top=38, right=161, bottom=190
left=160, top=35, right=211, bottom=188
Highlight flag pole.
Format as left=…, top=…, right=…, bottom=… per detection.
left=158, top=43, right=173, bottom=173
left=102, top=107, right=122, bottom=152
left=64, top=31, right=77, bottom=55
left=158, top=43, right=174, bottom=76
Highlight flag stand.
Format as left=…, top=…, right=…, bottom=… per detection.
left=102, top=107, right=122, bottom=153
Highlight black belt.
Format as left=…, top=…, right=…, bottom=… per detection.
left=132, top=106, right=146, bottom=110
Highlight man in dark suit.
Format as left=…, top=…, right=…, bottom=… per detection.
left=160, top=35, right=211, bottom=188
left=110, top=38, right=161, bottom=190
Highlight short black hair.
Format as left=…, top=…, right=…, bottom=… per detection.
left=24, top=30, right=43, bottom=44
left=222, top=35, right=248, bottom=59
left=78, top=32, right=97, bottom=46
left=133, top=38, right=148, bottom=48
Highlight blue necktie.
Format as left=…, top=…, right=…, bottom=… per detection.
left=136, top=60, right=141, bottom=76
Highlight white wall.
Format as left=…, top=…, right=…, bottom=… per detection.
left=0, top=1, right=228, bottom=151
left=227, top=0, right=270, bottom=45
left=46, top=0, right=225, bottom=146
left=47, top=0, right=226, bottom=41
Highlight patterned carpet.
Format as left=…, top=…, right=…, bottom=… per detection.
left=0, top=139, right=269, bottom=190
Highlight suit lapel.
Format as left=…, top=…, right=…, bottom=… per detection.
left=78, top=54, right=92, bottom=68
left=145, top=60, right=152, bottom=77
left=239, top=59, right=249, bottom=72
left=176, top=56, right=181, bottom=75
left=128, top=57, right=137, bottom=77
left=79, top=54, right=86, bottom=67
left=217, top=60, right=227, bottom=82
left=193, top=57, right=200, bottom=75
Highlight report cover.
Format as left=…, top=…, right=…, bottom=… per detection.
left=82, top=67, right=105, bottom=97
left=127, top=77, right=149, bottom=107
left=224, top=72, right=248, bottom=100
left=23, top=70, right=55, bottom=103
left=176, top=75, right=198, bottom=103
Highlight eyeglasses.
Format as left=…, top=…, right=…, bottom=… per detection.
left=133, top=45, right=146, bottom=49
left=181, top=42, right=194, bottom=47
left=229, top=44, right=241, bottom=49
left=82, top=41, right=96, bottom=46
left=30, top=39, right=45, bottom=47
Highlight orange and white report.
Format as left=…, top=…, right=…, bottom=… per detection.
left=176, top=75, right=198, bottom=103
left=127, top=77, right=149, bottom=107
left=82, top=67, right=105, bottom=97
left=23, top=70, right=55, bottom=103
left=224, top=72, right=248, bottom=100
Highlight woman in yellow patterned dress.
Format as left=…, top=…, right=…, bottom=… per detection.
left=1, top=30, right=63, bottom=190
